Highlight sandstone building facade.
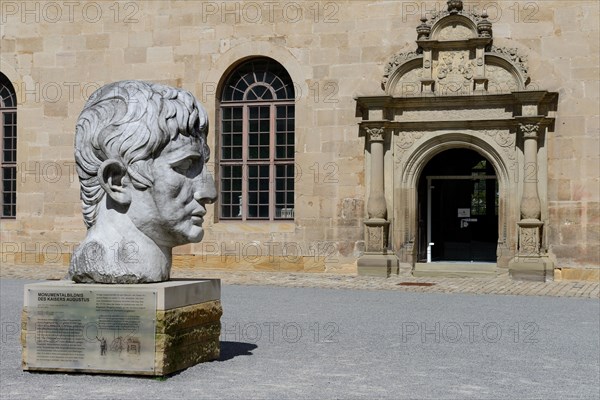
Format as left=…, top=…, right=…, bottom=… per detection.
left=1, top=1, right=598, bottom=280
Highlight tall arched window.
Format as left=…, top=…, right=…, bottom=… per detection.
left=0, top=72, right=17, bottom=218
left=219, top=58, right=295, bottom=220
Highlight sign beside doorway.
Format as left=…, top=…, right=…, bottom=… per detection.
left=457, top=208, right=470, bottom=218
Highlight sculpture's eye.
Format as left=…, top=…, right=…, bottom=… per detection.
left=174, top=158, right=193, bottom=173
left=172, top=156, right=202, bottom=178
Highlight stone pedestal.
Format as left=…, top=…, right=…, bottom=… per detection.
left=357, top=254, right=399, bottom=278
left=22, top=279, right=221, bottom=376
left=509, top=220, right=553, bottom=281
left=364, top=219, right=389, bottom=253
left=508, top=257, right=553, bottom=282
left=358, top=219, right=399, bottom=277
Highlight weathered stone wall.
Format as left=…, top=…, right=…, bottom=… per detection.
left=539, top=2, right=599, bottom=271
left=1, top=1, right=598, bottom=273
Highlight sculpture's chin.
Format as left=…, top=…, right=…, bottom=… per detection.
left=184, top=227, right=204, bottom=244
left=188, top=232, right=204, bottom=243
left=154, top=226, right=204, bottom=247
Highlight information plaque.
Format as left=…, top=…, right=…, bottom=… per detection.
left=25, top=287, right=157, bottom=373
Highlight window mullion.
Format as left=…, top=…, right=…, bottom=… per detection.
left=242, top=105, right=248, bottom=221
left=0, top=110, right=3, bottom=216
left=269, top=103, right=276, bottom=220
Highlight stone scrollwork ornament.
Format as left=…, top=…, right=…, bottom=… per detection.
left=520, top=227, right=539, bottom=254
left=368, top=226, right=382, bottom=251
left=488, top=46, right=530, bottom=84
left=366, top=127, right=385, bottom=142
left=382, top=51, right=422, bottom=89
left=520, top=123, right=539, bottom=138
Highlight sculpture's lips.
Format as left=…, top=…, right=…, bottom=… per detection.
left=190, top=215, right=204, bottom=225
left=191, top=210, right=205, bottom=225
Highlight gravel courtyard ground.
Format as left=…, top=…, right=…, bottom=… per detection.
left=1, top=276, right=599, bottom=399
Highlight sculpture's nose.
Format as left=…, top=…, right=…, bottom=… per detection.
left=194, top=168, right=217, bottom=204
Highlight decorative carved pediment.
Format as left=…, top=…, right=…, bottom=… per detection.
left=382, top=0, right=530, bottom=96
left=382, top=51, right=422, bottom=90
left=435, top=22, right=476, bottom=41
left=428, top=13, right=480, bottom=41
left=487, top=46, right=530, bottom=85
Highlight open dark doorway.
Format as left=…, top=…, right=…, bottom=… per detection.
left=417, top=149, right=498, bottom=262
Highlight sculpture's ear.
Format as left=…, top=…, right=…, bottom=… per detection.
left=98, top=159, right=131, bottom=206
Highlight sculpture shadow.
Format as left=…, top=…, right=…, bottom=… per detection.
left=219, top=341, right=257, bottom=361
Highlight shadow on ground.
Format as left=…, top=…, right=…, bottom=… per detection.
left=219, top=341, right=257, bottom=361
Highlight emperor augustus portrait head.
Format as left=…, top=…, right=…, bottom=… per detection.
left=68, top=80, right=217, bottom=283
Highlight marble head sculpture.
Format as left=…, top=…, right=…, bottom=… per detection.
left=68, top=80, right=217, bottom=283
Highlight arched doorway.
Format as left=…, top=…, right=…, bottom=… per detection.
left=417, top=149, right=498, bottom=263
left=355, top=0, right=558, bottom=278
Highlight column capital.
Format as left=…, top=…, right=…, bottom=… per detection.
left=365, top=126, right=386, bottom=142
left=519, top=123, right=539, bottom=139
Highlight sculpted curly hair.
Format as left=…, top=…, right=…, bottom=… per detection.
left=74, top=80, right=209, bottom=228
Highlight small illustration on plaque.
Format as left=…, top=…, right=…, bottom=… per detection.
left=126, top=338, right=141, bottom=355
left=96, top=336, right=107, bottom=356
left=111, top=337, right=125, bottom=354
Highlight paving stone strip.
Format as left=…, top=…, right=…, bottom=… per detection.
left=1, top=264, right=598, bottom=299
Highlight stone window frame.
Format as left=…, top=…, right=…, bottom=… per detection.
left=217, top=57, right=295, bottom=221
left=0, top=72, right=17, bottom=219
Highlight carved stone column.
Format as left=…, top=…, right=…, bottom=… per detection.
left=366, top=127, right=387, bottom=222
left=510, top=122, right=552, bottom=281
left=520, top=124, right=542, bottom=221
left=518, top=123, right=543, bottom=256
left=364, top=127, right=389, bottom=254
left=358, top=125, right=398, bottom=277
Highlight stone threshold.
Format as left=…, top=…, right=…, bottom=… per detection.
left=413, top=262, right=498, bottom=278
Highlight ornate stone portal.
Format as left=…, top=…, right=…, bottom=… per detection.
left=356, top=1, right=558, bottom=280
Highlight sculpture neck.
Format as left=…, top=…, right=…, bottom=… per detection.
left=69, top=202, right=172, bottom=283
